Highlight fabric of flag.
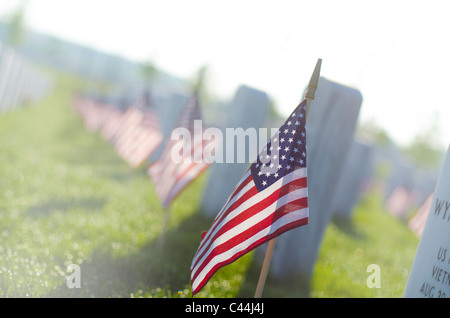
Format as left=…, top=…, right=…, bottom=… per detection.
left=148, top=92, right=214, bottom=208
left=408, top=193, right=433, bottom=237
left=73, top=96, right=112, bottom=133
left=190, top=99, right=309, bottom=296
left=100, top=107, right=125, bottom=142
left=385, top=186, right=417, bottom=218
left=113, top=92, right=163, bottom=168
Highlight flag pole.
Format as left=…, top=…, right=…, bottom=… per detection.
left=254, top=58, right=322, bottom=298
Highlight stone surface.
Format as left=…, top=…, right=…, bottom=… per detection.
left=267, top=77, right=363, bottom=281
left=404, top=145, right=450, bottom=298
left=333, top=140, right=375, bottom=219
left=201, top=85, right=270, bottom=217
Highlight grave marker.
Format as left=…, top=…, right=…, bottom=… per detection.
left=404, top=145, right=450, bottom=298
left=201, top=85, right=270, bottom=217
left=268, top=77, right=362, bottom=280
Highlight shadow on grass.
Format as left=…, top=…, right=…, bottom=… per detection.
left=25, top=198, right=106, bottom=217
left=45, top=205, right=315, bottom=298
left=237, top=248, right=312, bottom=298
left=46, top=209, right=212, bottom=298
left=331, top=215, right=366, bottom=240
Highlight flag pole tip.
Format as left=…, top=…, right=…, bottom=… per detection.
left=305, top=59, right=322, bottom=101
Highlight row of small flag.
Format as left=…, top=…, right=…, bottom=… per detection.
left=385, top=185, right=433, bottom=237
left=73, top=84, right=311, bottom=295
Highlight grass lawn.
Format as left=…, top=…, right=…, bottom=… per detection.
left=0, top=68, right=420, bottom=298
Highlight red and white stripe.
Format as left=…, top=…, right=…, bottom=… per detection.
left=113, top=107, right=145, bottom=151
left=114, top=108, right=163, bottom=168
left=408, top=193, right=433, bottom=237
left=385, top=186, right=417, bottom=218
left=190, top=167, right=308, bottom=295
left=100, top=108, right=125, bottom=142
left=148, top=136, right=214, bottom=208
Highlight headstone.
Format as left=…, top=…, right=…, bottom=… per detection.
left=404, top=145, right=450, bottom=298
left=268, top=77, right=363, bottom=281
left=0, top=48, right=16, bottom=112
left=201, top=85, right=270, bottom=217
left=149, top=91, right=189, bottom=161
left=333, top=140, right=375, bottom=219
left=373, top=143, right=415, bottom=201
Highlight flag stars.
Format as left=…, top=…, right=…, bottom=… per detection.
left=287, top=121, right=292, bottom=126
left=281, top=155, right=286, bottom=160
left=289, top=157, right=294, bottom=162
left=284, top=146, right=290, bottom=152
left=293, top=148, right=299, bottom=153
left=288, top=138, right=293, bottom=143
left=296, top=140, right=302, bottom=145
left=284, top=129, right=289, bottom=134
left=286, top=165, right=291, bottom=170
left=301, top=131, right=305, bottom=137
left=262, top=180, right=267, bottom=186
left=291, top=130, right=296, bottom=135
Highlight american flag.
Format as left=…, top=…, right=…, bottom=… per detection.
left=100, top=107, right=125, bottom=142
left=385, top=186, right=417, bottom=218
left=113, top=92, right=163, bottom=168
left=148, top=92, right=214, bottom=208
left=73, top=96, right=112, bottom=133
left=408, top=192, right=433, bottom=237
left=190, top=99, right=309, bottom=295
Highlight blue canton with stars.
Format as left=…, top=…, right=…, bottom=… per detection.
left=250, top=99, right=307, bottom=192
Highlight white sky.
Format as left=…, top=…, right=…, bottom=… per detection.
left=1, top=0, right=449, bottom=148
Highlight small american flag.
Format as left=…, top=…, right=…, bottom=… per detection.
left=190, top=99, right=309, bottom=295
left=73, top=96, right=112, bottom=133
left=385, top=186, right=417, bottom=218
left=114, top=92, right=163, bottom=168
left=408, top=193, right=433, bottom=237
left=148, top=92, right=214, bottom=208
left=100, top=107, right=125, bottom=142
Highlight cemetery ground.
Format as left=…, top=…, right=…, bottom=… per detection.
left=0, top=69, right=420, bottom=298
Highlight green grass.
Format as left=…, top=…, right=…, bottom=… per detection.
left=0, top=68, right=420, bottom=298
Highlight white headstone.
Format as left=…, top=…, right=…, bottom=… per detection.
left=333, top=140, right=374, bottom=219
left=201, top=85, right=270, bottom=217
left=268, top=77, right=362, bottom=281
left=404, top=144, right=450, bottom=298
left=149, top=91, right=189, bottom=161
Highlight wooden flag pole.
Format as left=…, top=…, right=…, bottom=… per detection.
left=254, top=58, right=322, bottom=298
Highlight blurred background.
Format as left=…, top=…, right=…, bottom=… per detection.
left=0, top=0, right=448, bottom=155
left=0, top=0, right=448, bottom=298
